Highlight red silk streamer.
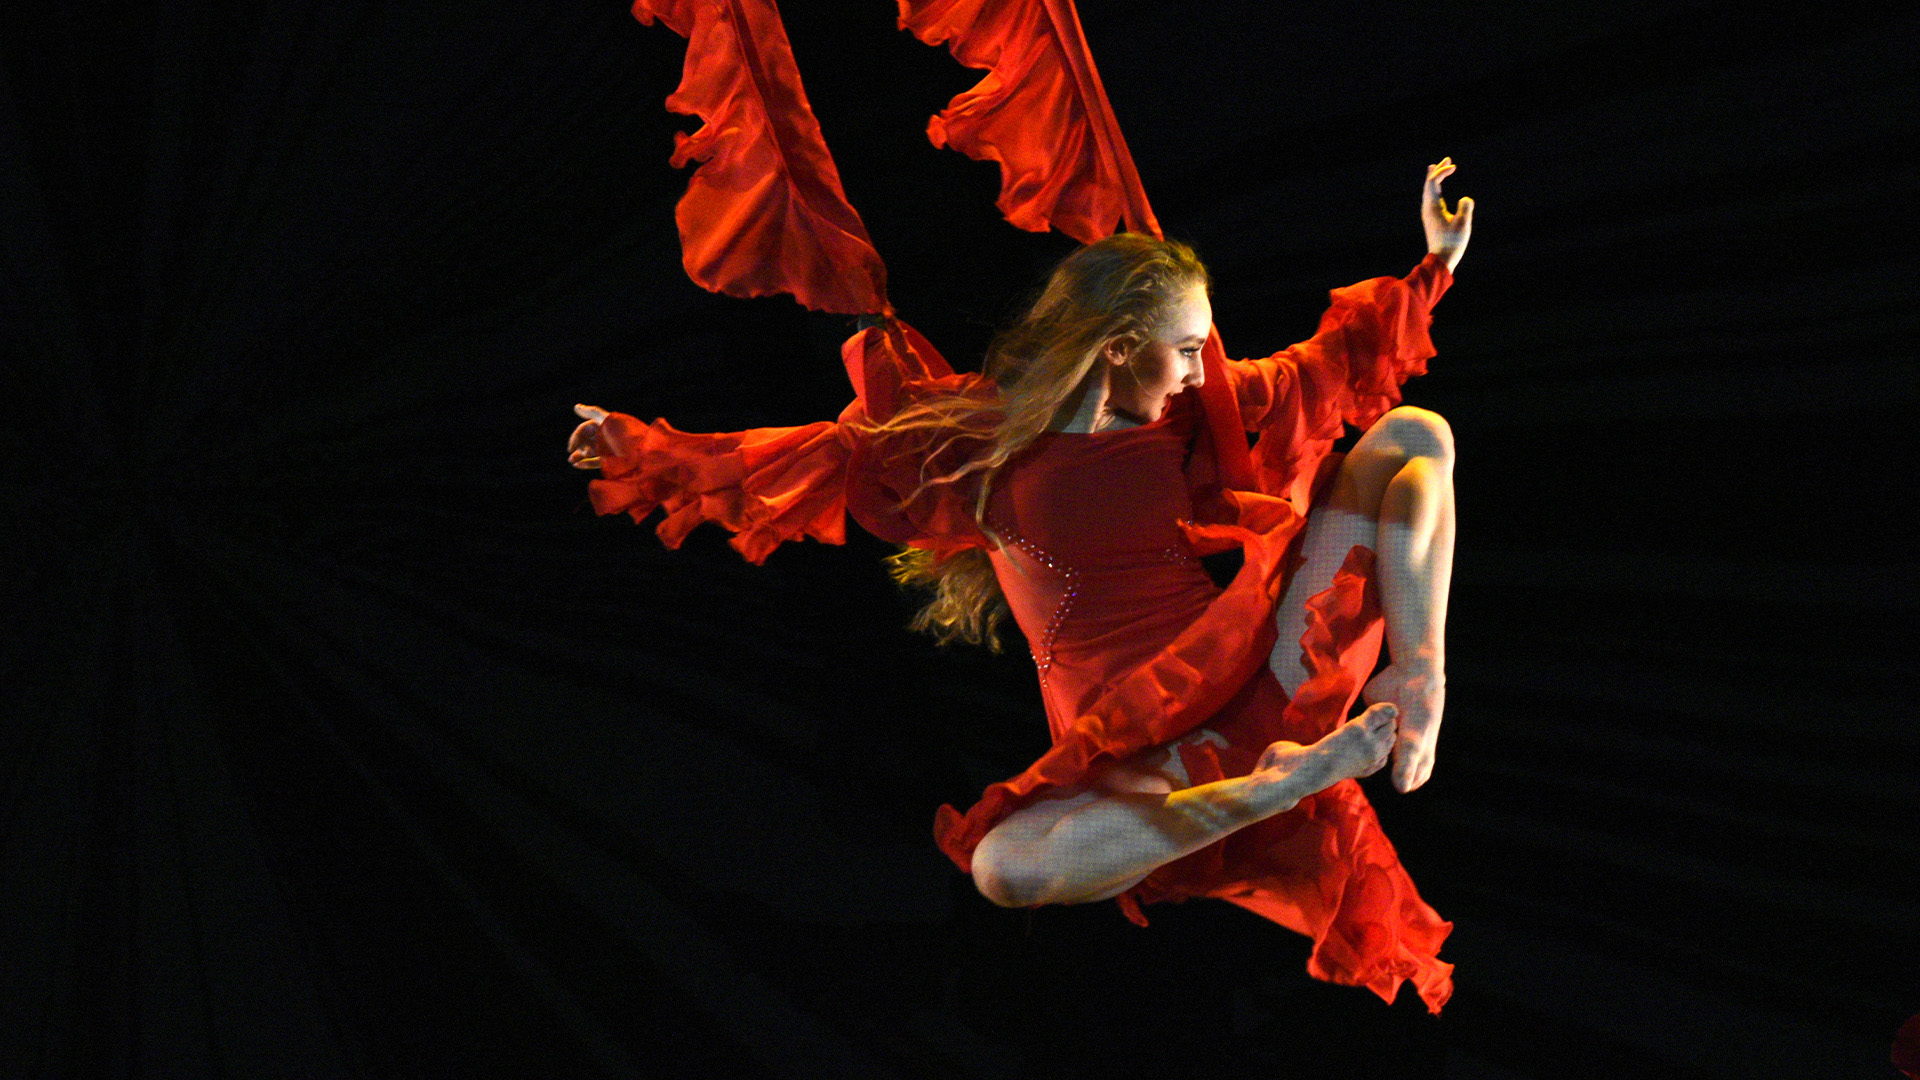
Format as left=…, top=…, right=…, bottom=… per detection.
left=898, top=0, right=1252, bottom=489
left=897, top=0, right=1161, bottom=245
left=634, top=0, right=889, bottom=315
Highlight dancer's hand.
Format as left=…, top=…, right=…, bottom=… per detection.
left=568, top=404, right=608, bottom=470
left=1422, top=158, right=1473, bottom=274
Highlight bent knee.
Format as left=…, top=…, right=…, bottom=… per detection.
left=1372, top=406, right=1455, bottom=468
left=975, top=822, right=1067, bottom=907
left=970, top=843, right=1042, bottom=909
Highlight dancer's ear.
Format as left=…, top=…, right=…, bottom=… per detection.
left=1101, top=333, right=1138, bottom=366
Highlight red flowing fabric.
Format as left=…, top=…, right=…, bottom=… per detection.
left=614, top=0, right=1458, bottom=1012
left=588, top=414, right=849, bottom=564
left=897, top=0, right=1160, bottom=244
left=588, top=258, right=1456, bottom=1011
left=633, top=0, right=889, bottom=314
left=897, top=0, right=1254, bottom=488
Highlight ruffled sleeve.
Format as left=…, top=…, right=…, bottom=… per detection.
left=840, top=320, right=998, bottom=552
left=1227, top=254, right=1452, bottom=498
left=588, top=415, right=849, bottom=564
left=588, top=318, right=993, bottom=561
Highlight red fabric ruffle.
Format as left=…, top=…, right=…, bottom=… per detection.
left=1149, top=545, right=1453, bottom=1014
left=898, top=0, right=1159, bottom=244
left=616, top=0, right=1455, bottom=1014
left=634, top=0, right=889, bottom=314
left=930, top=257, right=1455, bottom=1011
left=588, top=414, right=849, bottom=564
left=591, top=260, right=1454, bottom=1011
left=1230, top=254, right=1452, bottom=503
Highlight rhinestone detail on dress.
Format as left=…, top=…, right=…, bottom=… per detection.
left=993, top=525, right=1196, bottom=683
left=992, top=524, right=1077, bottom=685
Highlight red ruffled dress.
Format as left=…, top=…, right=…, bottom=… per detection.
left=590, top=256, right=1456, bottom=1012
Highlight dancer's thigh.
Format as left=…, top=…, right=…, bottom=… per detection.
left=973, top=777, right=1164, bottom=907
left=972, top=727, right=1234, bottom=906
left=1269, top=409, right=1451, bottom=694
left=986, top=727, right=1229, bottom=845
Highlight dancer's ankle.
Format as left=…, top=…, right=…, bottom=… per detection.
left=1390, top=646, right=1445, bottom=673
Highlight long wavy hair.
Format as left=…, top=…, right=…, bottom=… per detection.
left=874, top=233, right=1211, bottom=650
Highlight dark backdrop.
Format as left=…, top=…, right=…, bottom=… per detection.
left=2, top=2, right=1915, bottom=1077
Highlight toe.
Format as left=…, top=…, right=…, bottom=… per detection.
left=1393, top=748, right=1431, bottom=792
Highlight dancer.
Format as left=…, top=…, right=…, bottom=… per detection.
left=571, top=160, right=1471, bottom=1013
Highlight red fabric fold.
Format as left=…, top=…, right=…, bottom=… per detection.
left=928, top=258, right=1454, bottom=1011
left=608, top=0, right=1456, bottom=1015
left=1196, top=327, right=1256, bottom=492
left=898, top=0, right=1159, bottom=244
left=589, top=414, right=849, bottom=564
left=1894, top=1013, right=1920, bottom=1080
left=897, top=0, right=1271, bottom=521
left=1160, top=547, right=1452, bottom=1013
left=838, top=317, right=955, bottom=421
left=839, top=321, right=996, bottom=551
left=1230, top=254, right=1452, bottom=503
left=635, top=0, right=888, bottom=314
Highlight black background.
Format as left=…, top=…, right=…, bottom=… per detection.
left=2, top=2, right=1915, bottom=1077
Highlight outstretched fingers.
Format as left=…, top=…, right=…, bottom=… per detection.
left=1424, top=158, right=1467, bottom=221
left=1422, top=158, right=1473, bottom=271
left=568, top=403, right=609, bottom=470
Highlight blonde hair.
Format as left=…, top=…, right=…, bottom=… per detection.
left=874, top=233, right=1211, bottom=649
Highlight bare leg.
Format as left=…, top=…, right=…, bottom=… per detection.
left=1369, top=450, right=1453, bottom=791
left=970, top=706, right=1399, bottom=909
left=1269, top=406, right=1455, bottom=792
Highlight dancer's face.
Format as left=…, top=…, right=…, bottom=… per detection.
left=1104, top=284, right=1210, bottom=424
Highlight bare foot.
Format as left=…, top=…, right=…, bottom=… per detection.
left=1250, top=703, right=1398, bottom=810
left=1364, top=657, right=1445, bottom=792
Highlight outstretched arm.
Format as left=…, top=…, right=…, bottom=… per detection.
left=1423, top=158, right=1474, bottom=274
left=564, top=400, right=852, bottom=563
left=562, top=321, right=989, bottom=563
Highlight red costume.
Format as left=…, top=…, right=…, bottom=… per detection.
left=597, top=0, right=1456, bottom=1012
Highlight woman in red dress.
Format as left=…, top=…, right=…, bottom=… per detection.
left=570, top=160, right=1472, bottom=1012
